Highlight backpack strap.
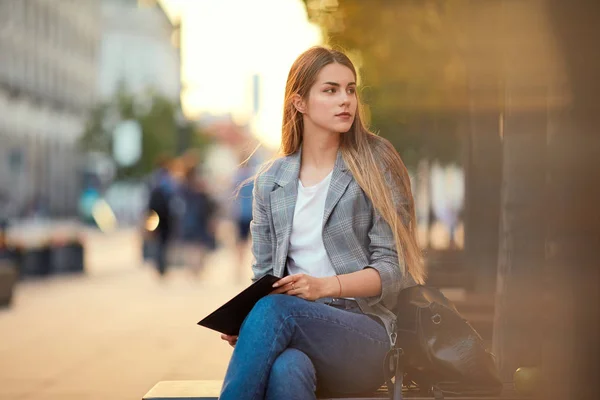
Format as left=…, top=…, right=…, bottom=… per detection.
left=383, top=347, right=405, bottom=400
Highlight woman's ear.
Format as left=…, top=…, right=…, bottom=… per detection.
left=292, top=94, right=306, bottom=114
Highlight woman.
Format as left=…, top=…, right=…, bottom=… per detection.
left=219, top=46, right=425, bottom=400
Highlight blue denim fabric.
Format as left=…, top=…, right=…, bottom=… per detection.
left=219, top=294, right=390, bottom=400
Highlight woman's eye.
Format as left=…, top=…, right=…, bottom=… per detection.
left=325, top=88, right=335, bottom=93
left=348, top=87, right=356, bottom=94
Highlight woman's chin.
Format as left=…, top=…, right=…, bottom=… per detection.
left=333, top=122, right=354, bottom=134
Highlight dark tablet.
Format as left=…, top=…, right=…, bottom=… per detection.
left=197, top=274, right=280, bottom=335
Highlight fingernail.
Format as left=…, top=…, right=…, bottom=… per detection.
left=272, top=283, right=278, bottom=287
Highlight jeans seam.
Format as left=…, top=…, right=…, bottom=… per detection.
left=292, top=313, right=389, bottom=346
left=250, top=317, right=288, bottom=400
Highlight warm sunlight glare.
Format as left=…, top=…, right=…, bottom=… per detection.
left=92, top=200, right=118, bottom=233
left=159, top=0, right=322, bottom=150
left=145, top=210, right=160, bottom=232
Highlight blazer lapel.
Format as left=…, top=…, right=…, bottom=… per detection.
left=269, top=150, right=301, bottom=276
left=323, top=151, right=352, bottom=229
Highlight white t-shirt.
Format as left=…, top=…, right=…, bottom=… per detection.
left=286, top=170, right=336, bottom=278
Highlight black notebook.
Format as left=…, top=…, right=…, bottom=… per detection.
left=197, top=274, right=280, bottom=335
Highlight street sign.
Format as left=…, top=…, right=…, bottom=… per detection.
left=112, top=120, right=142, bottom=167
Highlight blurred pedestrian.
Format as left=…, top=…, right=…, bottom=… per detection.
left=146, top=156, right=177, bottom=277
left=179, top=165, right=217, bottom=276
left=147, top=153, right=172, bottom=192
left=430, top=162, right=464, bottom=248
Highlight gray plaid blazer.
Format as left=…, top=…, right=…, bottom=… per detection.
left=249, top=148, right=416, bottom=341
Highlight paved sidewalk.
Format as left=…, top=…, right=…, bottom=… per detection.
left=0, top=229, right=251, bottom=400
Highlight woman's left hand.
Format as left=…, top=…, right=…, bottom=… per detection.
left=271, top=274, right=330, bottom=301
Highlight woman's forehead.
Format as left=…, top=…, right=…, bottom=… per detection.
left=315, top=63, right=356, bottom=84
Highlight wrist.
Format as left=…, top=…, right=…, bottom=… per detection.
left=320, top=276, right=339, bottom=298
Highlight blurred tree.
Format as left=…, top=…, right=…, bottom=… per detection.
left=493, top=1, right=600, bottom=396
left=545, top=5, right=600, bottom=399
left=304, top=0, right=506, bottom=296
left=80, top=101, right=113, bottom=155
left=458, top=1, right=504, bottom=294
left=302, top=0, right=469, bottom=167
left=79, top=84, right=212, bottom=180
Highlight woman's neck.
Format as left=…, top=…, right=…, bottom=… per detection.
left=301, top=124, right=340, bottom=171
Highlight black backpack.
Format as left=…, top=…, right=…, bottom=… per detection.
left=384, top=285, right=502, bottom=399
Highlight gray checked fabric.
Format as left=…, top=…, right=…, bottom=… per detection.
left=249, top=148, right=417, bottom=342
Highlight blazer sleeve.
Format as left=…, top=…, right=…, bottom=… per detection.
left=364, top=169, right=416, bottom=308
left=250, top=175, right=274, bottom=282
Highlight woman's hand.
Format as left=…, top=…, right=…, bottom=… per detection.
left=221, top=334, right=238, bottom=347
left=271, top=274, right=336, bottom=301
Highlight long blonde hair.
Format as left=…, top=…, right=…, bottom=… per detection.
left=280, top=46, right=425, bottom=284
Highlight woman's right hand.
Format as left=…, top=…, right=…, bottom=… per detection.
left=221, top=334, right=238, bottom=347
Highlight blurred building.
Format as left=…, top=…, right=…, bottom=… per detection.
left=99, top=0, right=181, bottom=101
left=83, top=0, right=182, bottom=226
left=0, top=0, right=101, bottom=218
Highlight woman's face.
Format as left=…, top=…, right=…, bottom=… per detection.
left=301, top=62, right=357, bottom=134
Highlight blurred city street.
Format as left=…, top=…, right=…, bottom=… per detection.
left=0, top=224, right=251, bottom=400
left=1, top=1, right=599, bottom=399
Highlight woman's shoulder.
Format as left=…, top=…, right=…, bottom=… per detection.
left=255, top=157, right=285, bottom=180
left=253, top=156, right=287, bottom=193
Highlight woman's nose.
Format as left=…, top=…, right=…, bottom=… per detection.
left=340, top=92, right=350, bottom=105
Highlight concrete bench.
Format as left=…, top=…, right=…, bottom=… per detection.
left=142, top=380, right=521, bottom=400
left=143, top=380, right=222, bottom=400
left=142, top=380, right=390, bottom=400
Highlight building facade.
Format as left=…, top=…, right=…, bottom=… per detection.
left=0, top=0, right=101, bottom=218
left=99, top=0, right=181, bottom=102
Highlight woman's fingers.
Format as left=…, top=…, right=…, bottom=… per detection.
left=221, top=334, right=238, bottom=347
left=272, top=276, right=293, bottom=288
left=269, top=275, right=323, bottom=301
left=269, top=276, right=314, bottom=300
left=270, top=281, right=296, bottom=295
left=272, top=274, right=306, bottom=288
left=286, top=284, right=310, bottom=299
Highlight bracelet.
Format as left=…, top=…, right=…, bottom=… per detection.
left=334, top=275, right=342, bottom=298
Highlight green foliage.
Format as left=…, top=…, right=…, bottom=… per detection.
left=302, top=0, right=468, bottom=166
left=80, top=103, right=112, bottom=154
left=79, top=84, right=213, bottom=179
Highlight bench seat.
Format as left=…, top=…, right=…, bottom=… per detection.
left=142, top=380, right=523, bottom=400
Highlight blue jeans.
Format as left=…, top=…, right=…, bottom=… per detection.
left=219, top=294, right=390, bottom=400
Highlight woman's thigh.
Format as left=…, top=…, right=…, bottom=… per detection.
left=250, top=295, right=390, bottom=395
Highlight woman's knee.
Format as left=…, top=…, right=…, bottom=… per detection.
left=244, top=294, right=297, bottom=327
left=270, top=348, right=316, bottom=386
